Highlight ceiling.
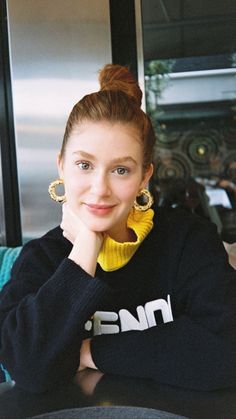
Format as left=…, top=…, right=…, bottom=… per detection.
left=141, top=0, right=236, bottom=66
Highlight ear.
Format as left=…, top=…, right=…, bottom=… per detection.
left=57, top=153, right=64, bottom=179
left=140, top=164, right=154, bottom=189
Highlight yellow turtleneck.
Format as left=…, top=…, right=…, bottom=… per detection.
left=97, top=208, right=154, bottom=272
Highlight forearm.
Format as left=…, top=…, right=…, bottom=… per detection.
left=90, top=318, right=236, bottom=391
left=0, top=259, right=110, bottom=392
left=68, top=236, right=99, bottom=277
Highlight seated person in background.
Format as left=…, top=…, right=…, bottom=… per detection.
left=218, top=161, right=236, bottom=210
left=0, top=64, right=236, bottom=393
left=223, top=241, right=236, bottom=269
left=153, top=177, right=207, bottom=217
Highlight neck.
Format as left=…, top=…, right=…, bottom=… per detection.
left=97, top=208, right=154, bottom=272
left=107, top=220, right=137, bottom=243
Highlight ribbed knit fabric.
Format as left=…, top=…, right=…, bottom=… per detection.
left=97, top=208, right=154, bottom=271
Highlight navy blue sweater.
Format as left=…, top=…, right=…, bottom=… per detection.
left=0, top=208, right=236, bottom=392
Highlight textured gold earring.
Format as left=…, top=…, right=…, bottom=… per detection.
left=133, top=188, right=154, bottom=211
left=48, top=179, right=66, bottom=203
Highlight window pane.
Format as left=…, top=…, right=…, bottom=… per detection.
left=7, top=0, right=111, bottom=242
left=142, top=0, right=236, bottom=242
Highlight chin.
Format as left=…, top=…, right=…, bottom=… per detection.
left=85, top=221, right=111, bottom=233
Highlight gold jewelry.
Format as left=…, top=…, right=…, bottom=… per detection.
left=48, top=179, right=66, bottom=203
left=133, top=188, right=153, bottom=212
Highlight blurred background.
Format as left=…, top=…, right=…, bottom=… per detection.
left=142, top=0, right=236, bottom=242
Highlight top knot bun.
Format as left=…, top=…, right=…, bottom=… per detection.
left=99, top=64, right=142, bottom=107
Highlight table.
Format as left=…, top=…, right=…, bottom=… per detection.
left=0, top=370, right=236, bottom=419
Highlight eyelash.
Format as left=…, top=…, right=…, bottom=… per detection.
left=76, top=161, right=130, bottom=176
left=113, top=167, right=129, bottom=176
left=76, top=161, right=91, bottom=170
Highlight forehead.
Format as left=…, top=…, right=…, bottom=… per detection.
left=66, top=121, right=142, bottom=152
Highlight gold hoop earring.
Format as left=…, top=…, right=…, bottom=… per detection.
left=48, top=179, right=66, bottom=203
left=133, top=188, right=154, bottom=212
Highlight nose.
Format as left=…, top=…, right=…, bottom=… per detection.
left=91, top=172, right=111, bottom=197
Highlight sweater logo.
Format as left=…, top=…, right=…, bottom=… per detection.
left=85, top=295, right=173, bottom=336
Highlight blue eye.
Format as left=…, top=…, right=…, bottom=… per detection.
left=115, top=167, right=128, bottom=175
left=77, top=161, right=90, bottom=170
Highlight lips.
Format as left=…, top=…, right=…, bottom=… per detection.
left=86, top=204, right=114, bottom=209
left=85, top=203, right=115, bottom=215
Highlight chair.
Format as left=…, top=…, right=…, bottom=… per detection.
left=0, top=246, right=21, bottom=291
left=0, top=246, right=21, bottom=382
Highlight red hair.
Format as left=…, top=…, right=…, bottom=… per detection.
left=60, top=64, right=156, bottom=171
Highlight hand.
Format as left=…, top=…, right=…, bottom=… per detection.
left=219, top=179, right=235, bottom=191
left=61, top=203, right=97, bottom=244
left=60, top=203, right=104, bottom=276
left=78, top=338, right=97, bottom=372
left=74, top=369, right=104, bottom=396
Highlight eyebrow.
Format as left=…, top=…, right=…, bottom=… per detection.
left=72, top=150, right=138, bottom=165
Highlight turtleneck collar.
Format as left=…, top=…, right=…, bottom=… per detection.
left=97, top=208, right=154, bottom=272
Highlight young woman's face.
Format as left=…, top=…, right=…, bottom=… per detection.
left=58, top=121, right=153, bottom=240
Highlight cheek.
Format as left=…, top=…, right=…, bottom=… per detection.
left=64, top=175, right=85, bottom=197
left=117, top=180, right=141, bottom=202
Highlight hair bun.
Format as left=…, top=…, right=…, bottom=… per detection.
left=99, top=64, right=142, bottom=107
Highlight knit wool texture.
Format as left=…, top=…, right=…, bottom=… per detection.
left=97, top=208, right=154, bottom=271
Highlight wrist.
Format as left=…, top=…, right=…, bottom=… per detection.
left=80, top=339, right=97, bottom=370
left=68, top=237, right=98, bottom=276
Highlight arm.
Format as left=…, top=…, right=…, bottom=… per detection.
left=61, top=203, right=104, bottom=277
left=90, top=220, right=236, bottom=390
left=0, top=215, right=108, bottom=393
left=219, top=179, right=236, bottom=193
left=79, top=338, right=97, bottom=371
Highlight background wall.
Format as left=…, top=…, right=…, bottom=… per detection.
left=7, top=0, right=112, bottom=241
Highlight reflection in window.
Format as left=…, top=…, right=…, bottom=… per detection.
left=142, top=0, right=236, bottom=242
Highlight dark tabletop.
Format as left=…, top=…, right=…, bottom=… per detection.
left=0, top=370, right=236, bottom=419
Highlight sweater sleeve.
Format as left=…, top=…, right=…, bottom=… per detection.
left=91, top=219, right=236, bottom=391
left=0, top=239, right=112, bottom=393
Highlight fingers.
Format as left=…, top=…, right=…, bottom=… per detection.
left=74, top=369, right=104, bottom=395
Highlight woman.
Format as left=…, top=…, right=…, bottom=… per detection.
left=0, top=64, right=236, bottom=393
